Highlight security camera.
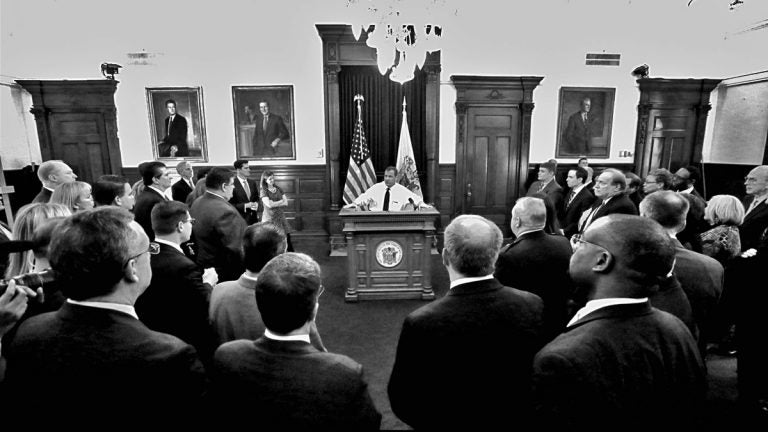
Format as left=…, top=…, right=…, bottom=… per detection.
left=631, top=64, right=649, bottom=79
left=101, top=62, right=122, bottom=80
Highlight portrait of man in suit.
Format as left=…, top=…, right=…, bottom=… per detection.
left=158, top=99, right=189, bottom=158
left=233, top=86, right=296, bottom=160
left=252, top=101, right=290, bottom=157
left=147, top=87, right=208, bottom=161
left=556, top=88, right=614, bottom=158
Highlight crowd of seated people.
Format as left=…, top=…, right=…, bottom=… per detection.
left=0, top=157, right=766, bottom=427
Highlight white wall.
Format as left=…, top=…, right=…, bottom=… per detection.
left=2, top=0, right=767, bottom=170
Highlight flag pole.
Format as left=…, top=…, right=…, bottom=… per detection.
left=355, top=94, right=364, bottom=154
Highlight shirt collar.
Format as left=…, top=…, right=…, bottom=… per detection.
left=66, top=299, right=139, bottom=320
left=264, top=328, right=310, bottom=343
left=450, top=274, right=494, bottom=290
left=567, top=297, right=648, bottom=327
left=205, top=190, right=227, bottom=200
left=571, top=183, right=586, bottom=194
left=679, top=186, right=694, bottom=194
left=153, top=238, right=182, bottom=254
left=147, top=185, right=166, bottom=196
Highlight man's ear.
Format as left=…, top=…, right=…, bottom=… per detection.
left=113, top=196, right=122, bottom=207
left=441, top=248, right=450, bottom=268
left=592, top=250, right=614, bottom=273
left=123, top=258, right=140, bottom=283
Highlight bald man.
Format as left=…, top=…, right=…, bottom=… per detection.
left=388, top=215, right=544, bottom=429
left=532, top=215, right=705, bottom=427
left=32, top=160, right=77, bottom=203
left=740, top=165, right=768, bottom=252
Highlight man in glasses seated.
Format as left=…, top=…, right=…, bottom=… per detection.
left=135, top=201, right=218, bottom=366
left=210, top=253, right=381, bottom=430
left=532, top=214, right=706, bottom=427
left=2, top=207, right=206, bottom=420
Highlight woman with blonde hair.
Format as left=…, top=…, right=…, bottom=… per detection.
left=50, top=181, right=94, bottom=213
left=698, top=194, right=745, bottom=265
left=4, top=203, right=71, bottom=280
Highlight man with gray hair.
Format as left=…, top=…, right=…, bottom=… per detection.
left=32, top=160, right=77, bottom=203
left=576, top=168, right=637, bottom=236
left=210, top=252, right=380, bottom=429
left=389, top=215, right=544, bottom=429
left=495, top=197, right=573, bottom=341
left=640, top=190, right=723, bottom=357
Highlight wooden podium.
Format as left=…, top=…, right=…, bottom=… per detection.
left=340, top=208, right=438, bottom=302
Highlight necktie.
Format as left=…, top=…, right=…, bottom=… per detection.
left=263, top=115, right=268, bottom=132
left=383, top=187, right=391, bottom=211
left=243, top=179, right=250, bottom=197
left=168, top=116, right=173, bottom=131
left=746, top=198, right=762, bottom=216
left=567, top=190, right=576, bottom=208
left=582, top=113, right=587, bottom=124
left=580, top=201, right=605, bottom=233
left=538, top=182, right=546, bottom=192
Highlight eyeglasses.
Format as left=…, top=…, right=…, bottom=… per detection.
left=122, top=242, right=160, bottom=268
left=317, top=284, right=325, bottom=299
left=571, top=234, right=613, bottom=256
left=744, top=176, right=759, bottom=184
left=183, top=218, right=196, bottom=225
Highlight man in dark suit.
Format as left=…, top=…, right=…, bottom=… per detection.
left=532, top=215, right=706, bottom=427
left=495, top=197, right=573, bottom=341
left=673, top=165, right=704, bottom=199
left=563, top=97, right=600, bottom=155
left=252, top=101, right=290, bottom=157
left=2, top=207, right=206, bottom=420
left=740, top=165, right=768, bottom=252
left=388, top=215, right=544, bottom=429
left=210, top=252, right=381, bottom=429
left=32, top=160, right=77, bottom=203
left=92, top=174, right=135, bottom=210
left=560, top=166, right=595, bottom=238
left=640, top=191, right=723, bottom=355
left=190, top=167, right=247, bottom=282
left=576, top=168, right=638, bottom=236
left=158, top=99, right=189, bottom=157
left=135, top=201, right=218, bottom=364
left=526, top=160, right=564, bottom=216
left=229, top=159, right=260, bottom=224
left=171, top=161, right=195, bottom=203
left=133, top=161, right=172, bottom=240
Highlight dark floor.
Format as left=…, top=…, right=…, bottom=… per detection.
left=301, top=242, right=743, bottom=430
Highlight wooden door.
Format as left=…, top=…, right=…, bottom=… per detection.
left=50, top=113, right=112, bottom=183
left=459, top=106, right=521, bottom=234
left=645, top=109, right=696, bottom=172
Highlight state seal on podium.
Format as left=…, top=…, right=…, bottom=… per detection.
left=375, top=240, right=403, bottom=268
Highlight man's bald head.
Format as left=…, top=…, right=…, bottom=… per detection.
left=37, top=160, right=77, bottom=188
left=443, top=215, right=502, bottom=277
left=581, top=215, right=675, bottom=292
left=639, top=190, right=689, bottom=232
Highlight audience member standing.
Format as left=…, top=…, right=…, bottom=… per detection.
left=190, top=168, right=247, bottom=282
left=495, top=197, right=573, bottom=341
left=643, top=168, right=674, bottom=196
left=576, top=168, right=637, bottom=236
left=133, top=161, right=172, bottom=240
left=92, top=175, right=135, bottom=210
left=32, top=160, right=77, bottom=203
left=229, top=160, right=260, bottom=224
left=739, top=165, right=768, bottom=252
left=210, top=253, right=381, bottom=430
left=640, top=191, right=723, bottom=356
left=532, top=215, right=706, bottom=427
left=526, top=160, right=564, bottom=213
left=699, top=194, right=744, bottom=264
left=673, top=165, right=704, bottom=199
left=209, top=222, right=325, bottom=349
left=260, top=170, right=294, bottom=251
left=49, top=181, right=94, bottom=213
left=171, top=161, right=195, bottom=203
left=2, top=207, right=206, bottom=420
left=135, top=201, right=218, bottom=364
left=388, top=215, right=544, bottom=429
left=560, top=166, right=595, bottom=238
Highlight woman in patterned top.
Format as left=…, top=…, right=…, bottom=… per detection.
left=259, top=170, right=294, bottom=251
left=698, top=194, right=745, bottom=265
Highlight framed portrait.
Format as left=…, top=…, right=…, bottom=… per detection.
left=232, top=85, right=296, bottom=160
left=146, top=87, right=208, bottom=161
left=555, top=87, right=615, bottom=159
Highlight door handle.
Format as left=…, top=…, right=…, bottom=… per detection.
left=466, top=183, right=472, bottom=198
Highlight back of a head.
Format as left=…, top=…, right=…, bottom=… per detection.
left=639, top=190, right=689, bottom=230
left=206, top=167, right=234, bottom=189
left=705, top=194, right=745, bottom=226
left=443, top=215, right=503, bottom=277
left=243, top=222, right=287, bottom=273
left=50, top=181, right=89, bottom=212
left=588, top=215, right=675, bottom=291
left=255, top=252, right=322, bottom=334
left=515, top=196, right=547, bottom=229
left=142, top=161, right=166, bottom=187
left=49, top=207, right=139, bottom=300
left=31, top=217, right=67, bottom=259
left=151, top=200, right=189, bottom=235
left=5, top=203, right=71, bottom=278
left=93, top=175, right=128, bottom=206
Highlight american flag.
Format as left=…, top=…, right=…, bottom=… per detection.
left=343, top=95, right=376, bottom=205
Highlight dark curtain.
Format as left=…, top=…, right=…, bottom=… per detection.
left=338, top=65, right=427, bottom=191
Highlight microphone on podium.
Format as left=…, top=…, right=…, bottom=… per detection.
left=408, top=198, right=418, bottom=211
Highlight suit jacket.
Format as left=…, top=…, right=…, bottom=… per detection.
left=31, top=187, right=52, bottom=203
left=133, top=187, right=168, bottom=240
left=388, top=278, right=544, bottom=429
left=532, top=302, right=706, bottom=428
left=190, top=192, right=247, bottom=282
left=563, top=110, right=599, bottom=155
left=228, top=176, right=260, bottom=224
left=135, top=242, right=215, bottom=363
left=560, top=186, right=596, bottom=238
left=211, top=337, right=381, bottom=430
left=494, top=230, right=573, bottom=341
left=252, top=113, right=290, bottom=157
left=160, top=114, right=189, bottom=157
left=2, top=302, right=206, bottom=420
left=740, top=195, right=768, bottom=251
left=527, top=179, right=564, bottom=203
left=672, top=238, right=724, bottom=356
left=171, top=177, right=194, bottom=203
left=578, top=193, right=638, bottom=234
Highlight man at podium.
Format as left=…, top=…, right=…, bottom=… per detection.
left=345, top=166, right=429, bottom=211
